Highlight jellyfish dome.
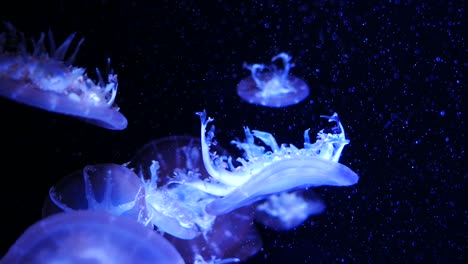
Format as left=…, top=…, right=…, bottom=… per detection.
left=237, top=52, right=310, bottom=107
left=0, top=22, right=127, bottom=130
left=42, top=163, right=149, bottom=226
left=1, top=210, right=185, bottom=264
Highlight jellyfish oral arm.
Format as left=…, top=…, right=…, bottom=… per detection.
left=245, top=52, right=294, bottom=91
left=317, top=113, right=350, bottom=162
left=196, top=110, right=251, bottom=187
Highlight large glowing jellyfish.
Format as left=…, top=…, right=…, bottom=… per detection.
left=1, top=211, right=185, bottom=264
left=237, top=52, right=310, bottom=107
left=128, top=136, right=262, bottom=263
left=182, top=110, right=359, bottom=217
left=0, top=22, right=127, bottom=130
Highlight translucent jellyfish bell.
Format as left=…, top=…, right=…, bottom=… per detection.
left=42, top=163, right=149, bottom=226
left=1, top=211, right=185, bottom=264
left=0, top=23, right=127, bottom=130
left=237, top=52, right=310, bottom=107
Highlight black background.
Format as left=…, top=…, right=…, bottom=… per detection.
left=0, top=0, right=464, bottom=263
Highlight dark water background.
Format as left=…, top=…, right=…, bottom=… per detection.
left=0, top=0, right=464, bottom=262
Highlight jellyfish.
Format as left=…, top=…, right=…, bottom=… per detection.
left=128, top=136, right=262, bottom=263
left=1, top=210, right=185, bottom=264
left=42, top=163, right=150, bottom=226
left=181, top=110, right=359, bottom=216
left=0, top=22, right=127, bottom=130
left=255, top=190, right=326, bottom=231
left=237, top=52, right=310, bottom=107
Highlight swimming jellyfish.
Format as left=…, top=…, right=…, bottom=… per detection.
left=1, top=210, right=184, bottom=264
left=255, top=190, right=326, bottom=231
left=42, top=163, right=149, bottom=226
left=183, top=110, right=359, bottom=215
left=237, top=52, right=310, bottom=107
left=129, top=136, right=262, bottom=263
left=0, top=22, right=127, bottom=130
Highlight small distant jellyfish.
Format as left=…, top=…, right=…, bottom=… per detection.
left=42, top=163, right=149, bottom=226
left=255, top=190, right=326, bottom=231
left=237, top=52, right=310, bottom=107
left=0, top=22, right=127, bottom=130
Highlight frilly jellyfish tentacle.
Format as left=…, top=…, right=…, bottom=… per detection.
left=308, top=113, right=350, bottom=162
left=242, top=63, right=267, bottom=89
left=196, top=110, right=217, bottom=177
left=251, top=130, right=280, bottom=152
left=95, top=58, right=118, bottom=107
left=196, top=110, right=251, bottom=187
left=271, top=52, right=295, bottom=80
left=140, top=160, right=160, bottom=192
left=304, top=128, right=312, bottom=146
left=320, top=113, right=349, bottom=161
left=230, top=127, right=265, bottom=160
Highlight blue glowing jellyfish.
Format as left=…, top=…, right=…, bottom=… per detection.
left=237, top=52, right=310, bottom=107
left=0, top=22, right=127, bottom=130
left=1, top=211, right=185, bottom=264
left=182, top=110, right=358, bottom=216
left=255, top=190, right=325, bottom=231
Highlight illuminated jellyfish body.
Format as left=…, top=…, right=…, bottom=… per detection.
left=1, top=210, right=184, bottom=264
left=255, top=190, right=326, bottom=231
left=237, top=52, right=309, bottom=107
left=183, top=110, right=359, bottom=220
left=128, top=136, right=262, bottom=263
left=42, top=163, right=150, bottom=226
left=0, top=22, right=127, bottom=130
